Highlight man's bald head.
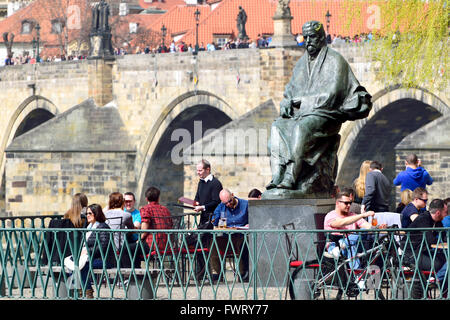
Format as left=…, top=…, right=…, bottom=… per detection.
left=219, top=189, right=232, bottom=201
left=219, top=189, right=237, bottom=208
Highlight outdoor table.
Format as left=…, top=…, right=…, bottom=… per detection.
left=431, top=243, right=448, bottom=249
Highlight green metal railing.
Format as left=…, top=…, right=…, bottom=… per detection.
left=0, top=223, right=448, bottom=300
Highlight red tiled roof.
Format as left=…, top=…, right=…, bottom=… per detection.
left=0, top=0, right=91, bottom=56
left=147, top=4, right=211, bottom=41
left=138, top=0, right=186, bottom=10
left=0, top=0, right=377, bottom=57
left=181, top=0, right=374, bottom=45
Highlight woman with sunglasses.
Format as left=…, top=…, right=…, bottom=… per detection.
left=78, top=203, right=115, bottom=298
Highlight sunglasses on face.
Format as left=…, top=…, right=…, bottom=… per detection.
left=225, top=197, right=234, bottom=205
left=419, top=198, right=428, bottom=203
left=339, top=200, right=353, bottom=206
left=87, top=211, right=94, bottom=216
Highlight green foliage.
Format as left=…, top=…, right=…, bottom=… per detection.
left=345, top=0, right=449, bottom=90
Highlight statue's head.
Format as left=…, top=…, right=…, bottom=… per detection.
left=302, top=20, right=327, bottom=57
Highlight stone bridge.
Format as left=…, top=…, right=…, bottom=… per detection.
left=0, top=45, right=448, bottom=215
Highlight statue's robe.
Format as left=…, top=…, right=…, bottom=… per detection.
left=269, top=46, right=372, bottom=187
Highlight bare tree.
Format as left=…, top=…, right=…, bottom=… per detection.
left=3, top=32, right=14, bottom=59
left=110, top=15, right=163, bottom=53
left=41, top=0, right=93, bottom=56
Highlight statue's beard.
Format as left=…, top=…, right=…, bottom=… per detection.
left=307, top=45, right=320, bottom=57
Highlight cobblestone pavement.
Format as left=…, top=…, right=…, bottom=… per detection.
left=1, top=270, right=385, bottom=300
left=1, top=267, right=441, bottom=300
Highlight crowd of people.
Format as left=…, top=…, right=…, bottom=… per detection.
left=114, top=32, right=373, bottom=56
left=324, top=153, right=449, bottom=298
left=43, top=151, right=449, bottom=299
left=2, top=31, right=374, bottom=66
left=3, top=53, right=89, bottom=66
left=45, top=158, right=257, bottom=298
left=115, top=36, right=267, bottom=56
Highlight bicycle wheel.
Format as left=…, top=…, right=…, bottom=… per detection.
left=288, top=263, right=320, bottom=300
left=386, top=255, right=410, bottom=299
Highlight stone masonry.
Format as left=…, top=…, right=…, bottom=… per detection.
left=394, top=113, right=450, bottom=203
left=6, top=151, right=135, bottom=216
left=0, top=45, right=448, bottom=216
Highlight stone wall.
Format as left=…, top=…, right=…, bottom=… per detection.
left=5, top=151, right=136, bottom=216
left=394, top=113, right=450, bottom=203
left=183, top=155, right=271, bottom=202
left=394, top=149, right=450, bottom=203
left=259, top=47, right=304, bottom=109
left=1, top=45, right=448, bottom=217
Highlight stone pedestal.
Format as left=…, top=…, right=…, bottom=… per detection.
left=88, top=58, right=114, bottom=107
left=89, top=34, right=114, bottom=59
left=270, top=16, right=298, bottom=48
left=248, top=198, right=334, bottom=287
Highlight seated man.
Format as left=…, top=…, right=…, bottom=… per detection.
left=209, top=189, right=249, bottom=282
left=140, top=187, right=173, bottom=255
left=401, top=187, right=428, bottom=228
left=403, top=199, right=448, bottom=299
left=324, top=190, right=385, bottom=269
left=124, top=191, right=141, bottom=243
left=440, top=197, right=450, bottom=227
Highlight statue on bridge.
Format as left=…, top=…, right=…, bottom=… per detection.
left=274, top=0, right=292, bottom=19
left=89, top=0, right=114, bottom=58
left=91, top=0, right=110, bottom=34
left=236, top=6, right=248, bottom=40
left=263, top=20, right=373, bottom=199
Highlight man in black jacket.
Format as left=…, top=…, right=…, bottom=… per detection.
left=194, top=159, right=223, bottom=225
left=193, top=159, right=222, bottom=281
left=362, top=161, right=391, bottom=213
left=404, top=199, right=448, bottom=298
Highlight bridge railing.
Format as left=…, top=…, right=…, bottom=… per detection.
left=0, top=215, right=63, bottom=229
left=0, top=226, right=448, bottom=300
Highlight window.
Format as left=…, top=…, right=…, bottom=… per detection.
left=129, top=22, right=138, bottom=34
left=51, top=19, right=64, bottom=34
left=213, top=34, right=231, bottom=49
left=21, top=20, right=32, bottom=34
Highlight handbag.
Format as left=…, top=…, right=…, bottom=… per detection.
left=185, top=218, right=214, bottom=246
left=63, top=252, right=89, bottom=272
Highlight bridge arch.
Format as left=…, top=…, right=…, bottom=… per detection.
left=2, top=95, right=58, bottom=150
left=136, top=90, right=237, bottom=205
left=0, top=95, right=58, bottom=211
left=336, top=86, right=448, bottom=205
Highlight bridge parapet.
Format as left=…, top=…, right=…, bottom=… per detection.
left=0, top=60, right=89, bottom=83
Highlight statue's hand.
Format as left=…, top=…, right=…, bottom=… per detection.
left=359, top=93, right=372, bottom=107
left=280, top=99, right=293, bottom=118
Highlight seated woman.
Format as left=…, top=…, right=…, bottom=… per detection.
left=104, top=192, right=135, bottom=249
left=42, top=193, right=88, bottom=264
left=395, top=189, right=413, bottom=213
left=78, top=203, right=115, bottom=298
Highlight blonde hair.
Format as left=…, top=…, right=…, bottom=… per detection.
left=353, top=160, right=371, bottom=199
left=400, top=189, right=413, bottom=205
left=64, top=193, right=88, bottom=228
